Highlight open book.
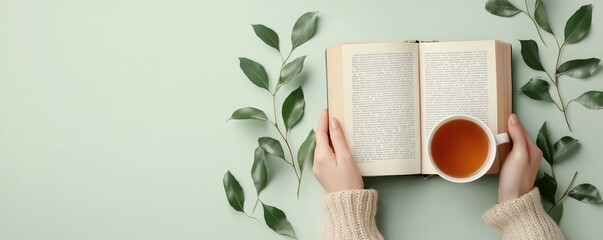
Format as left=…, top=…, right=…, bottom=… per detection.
left=326, top=40, right=512, bottom=176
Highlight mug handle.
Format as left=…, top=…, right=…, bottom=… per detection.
left=495, top=133, right=510, bottom=145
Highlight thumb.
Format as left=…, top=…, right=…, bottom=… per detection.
left=328, top=118, right=351, bottom=157
left=507, top=114, right=528, bottom=156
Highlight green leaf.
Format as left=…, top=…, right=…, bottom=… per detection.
left=520, top=77, right=553, bottom=102
left=536, top=122, right=555, bottom=166
left=262, top=202, right=296, bottom=238
left=573, top=91, right=603, bottom=109
left=258, top=137, right=285, bottom=159
left=297, top=130, right=316, bottom=175
left=557, top=58, right=601, bottom=79
left=542, top=199, right=564, bottom=224
left=251, top=147, right=268, bottom=195
left=519, top=40, right=545, bottom=71
left=569, top=183, right=603, bottom=204
left=534, top=0, right=553, bottom=34
left=485, top=0, right=521, bottom=17
left=535, top=173, right=557, bottom=203
left=278, top=56, right=306, bottom=88
left=564, top=4, right=593, bottom=44
left=223, top=171, right=245, bottom=212
left=553, top=136, right=579, bottom=163
left=282, top=87, right=305, bottom=132
left=252, top=24, right=279, bottom=51
left=239, top=57, right=270, bottom=91
left=550, top=201, right=563, bottom=224
left=291, top=11, right=318, bottom=50
left=229, top=107, right=269, bottom=122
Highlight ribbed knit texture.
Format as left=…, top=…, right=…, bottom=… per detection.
left=321, top=189, right=384, bottom=240
left=321, top=188, right=564, bottom=239
left=482, top=188, right=565, bottom=240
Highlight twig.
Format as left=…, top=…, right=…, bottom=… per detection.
left=548, top=171, right=578, bottom=214
left=272, top=49, right=302, bottom=198
left=523, top=0, right=547, bottom=47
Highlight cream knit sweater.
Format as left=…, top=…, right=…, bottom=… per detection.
left=321, top=188, right=564, bottom=240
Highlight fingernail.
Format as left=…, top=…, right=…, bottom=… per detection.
left=330, top=118, right=339, bottom=129
left=510, top=114, right=518, bottom=126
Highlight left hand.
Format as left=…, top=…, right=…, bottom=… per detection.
left=313, top=109, right=364, bottom=193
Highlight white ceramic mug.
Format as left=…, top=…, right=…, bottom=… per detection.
left=427, top=115, right=509, bottom=183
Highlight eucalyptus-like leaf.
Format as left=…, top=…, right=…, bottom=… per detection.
left=297, top=130, right=316, bottom=174
left=535, top=173, right=557, bottom=203
left=291, top=12, right=318, bottom=50
left=537, top=122, right=555, bottom=166
left=252, top=24, right=280, bottom=51
left=282, top=87, right=305, bottom=132
left=258, top=137, right=285, bottom=159
left=564, top=4, right=592, bottom=44
left=262, top=202, right=296, bottom=238
left=534, top=0, right=553, bottom=34
left=251, top=147, right=268, bottom=195
left=557, top=58, right=601, bottom=79
left=553, top=136, right=579, bottom=163
left=485, top=0, right=521, bottom=17
left=223, top=171, right=245, bottom=212
left=573, top=91, right=603, bottom=109
left=569, top=183, right=603, bottom=204
left=520, top=77, right=553, bottom=102
left=229, top=107, right=269, bottom=122
left=239, top=57, right=270, bottom=91
left=519, top=40, right=545, bottom=71
left=278, top=56, right=307, bottom=88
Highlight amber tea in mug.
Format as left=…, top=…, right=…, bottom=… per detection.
left=430, top=119, right=489, bottom=178
left=427, top=115, right=509, bottom=183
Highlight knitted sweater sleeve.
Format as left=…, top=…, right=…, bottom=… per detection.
left=482, top=187, right=565, bottom=240
left=320, top=189, right=384, bottom=240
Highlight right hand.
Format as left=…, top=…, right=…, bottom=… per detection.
left=498, top=114, right=543, bottom=203
left=313, top=109, right=364, bottom=193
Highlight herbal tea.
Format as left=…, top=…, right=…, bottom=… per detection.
left=430, top=119, right=490, bottom=178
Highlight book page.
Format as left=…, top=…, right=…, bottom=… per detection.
left=337, top=42, right=421, bottom=176
left=419, top=41, right=499, bottom=174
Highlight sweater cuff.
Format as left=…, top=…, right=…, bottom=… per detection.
left=321, top=189, right=384, bottom=240
left=482, top=188, right=565, bottom=240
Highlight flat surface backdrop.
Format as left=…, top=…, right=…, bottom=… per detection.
left=1, top=0, right=602, bottom=239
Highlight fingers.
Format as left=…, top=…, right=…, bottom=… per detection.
left=507, top=114, right=528, bottom=157
left=315, top=109, right=332, bottom=153
left=523, top=128, right=543, bottom=173
left=328, top=117, right=352, bottom=161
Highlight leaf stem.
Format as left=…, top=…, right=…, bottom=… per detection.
left=550, top=43, right=572, bottom=131
left=522, top=0, right=547, bottom=47
left=553, top=43, right=566, bottom=80
left=252, top=197, right=260, bottom=214
left=272, top=121, right=300, bottom=182
left=548, top=171, right=578, bottom=214
left=271, top=54, right=302, bottom=197
left=244, top=212, right=261, bottom=223
left=275, top=50, right=294, bottom=93
left=282, top=132, right=303, bottom=199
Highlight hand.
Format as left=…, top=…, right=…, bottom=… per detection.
left=498, top=114, right=543, bottom=203
left=313, top=109, right=364, bottom=193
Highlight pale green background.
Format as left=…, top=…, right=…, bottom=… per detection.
left=1, top=0, right=602, bottom=239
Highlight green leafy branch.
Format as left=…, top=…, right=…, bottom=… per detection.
left=229, top=12, right=318, bottom=198
left=534, top=122, right=602, bottom=224
left=223, top=155, right=296, bottom=239
left=223, top=12, right=319, bottom=239
left=486, top=0, right=602, bottom=131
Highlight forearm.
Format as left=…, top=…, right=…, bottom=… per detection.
left=321, top=189, right=384, bottom=240
left=482, top=188, right=564, bottom=240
